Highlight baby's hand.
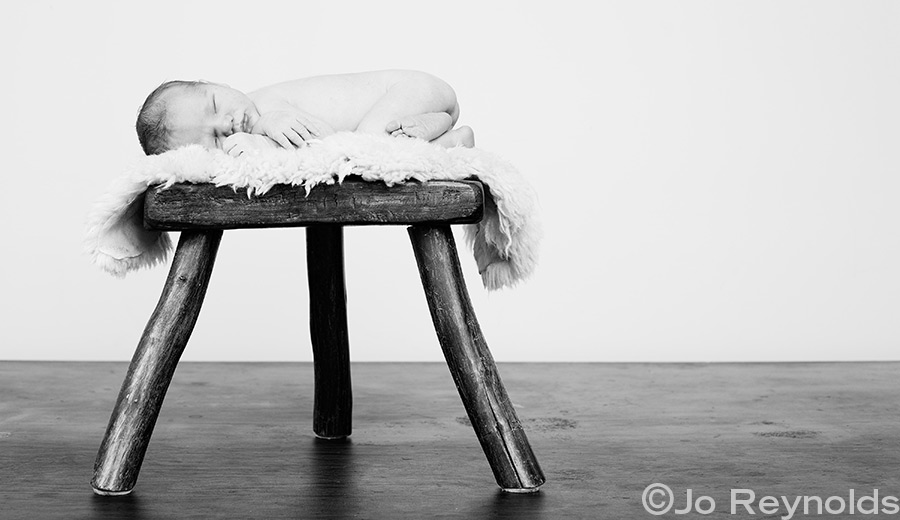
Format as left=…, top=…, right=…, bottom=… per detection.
left=222, top=133, right=278, bottom=157
left=252, top=110, right=334, bottom=149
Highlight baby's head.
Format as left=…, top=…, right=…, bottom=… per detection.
left=136, top=80, right=260, bottom=155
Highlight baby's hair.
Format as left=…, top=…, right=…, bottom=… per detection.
left=136, top=80, right=205, bottom=155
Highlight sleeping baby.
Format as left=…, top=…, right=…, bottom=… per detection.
left=136, top=70, right=475, bottom=157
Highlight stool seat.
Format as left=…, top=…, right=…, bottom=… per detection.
left=144, top=179, right=484, bottom=230
left=92, top=180, right=544, bottom=497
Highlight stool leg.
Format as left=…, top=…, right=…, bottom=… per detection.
left=306, top=225, right=352, bottom=439
left=91, top=230, right=222, bottom=495
left=408, top=225, right=545, bottom=492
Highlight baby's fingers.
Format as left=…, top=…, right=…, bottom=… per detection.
left=269, top=131, right=294, bottom=150
left=303, top=120, right=326, bottom=138
left=291, top=121, right=313, bottom=141
left=283, top=129, right=309, bottom=148
left=225, top=143, right=244, bottom=157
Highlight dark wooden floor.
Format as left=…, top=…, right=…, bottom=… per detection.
left=2, top=362, right=900, bottom=519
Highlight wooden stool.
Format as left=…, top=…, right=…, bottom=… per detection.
left=91, top=179, right=545, bottom=495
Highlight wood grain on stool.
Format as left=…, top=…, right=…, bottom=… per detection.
left=144, top=179, right=484, bottom=230
left=409, top=224, right=545, bottom=492
left=91, top=230, right=222, bottom=495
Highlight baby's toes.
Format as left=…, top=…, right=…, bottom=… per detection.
left=396, top=121, right=429, bottom=139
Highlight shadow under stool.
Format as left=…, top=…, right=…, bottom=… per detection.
left=91, top=179, right=545, bottom=496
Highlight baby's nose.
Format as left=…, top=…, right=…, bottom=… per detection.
left=216, top=115, right=234, bottom=135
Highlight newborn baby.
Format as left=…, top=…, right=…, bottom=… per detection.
left=136, top=70, right=475, bottom=157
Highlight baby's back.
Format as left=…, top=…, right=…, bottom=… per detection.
left=249, top=70, right=424, bottom=132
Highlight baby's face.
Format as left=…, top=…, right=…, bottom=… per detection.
left=165, top=83, right=261, bottom=150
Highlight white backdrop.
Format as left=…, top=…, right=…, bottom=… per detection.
left=1, top=1, right=897, bottom=362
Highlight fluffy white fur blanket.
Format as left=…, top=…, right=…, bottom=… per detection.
left=84, top=132, right=540, bottom=290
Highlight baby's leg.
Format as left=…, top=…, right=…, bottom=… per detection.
left=355, top=73, right=459, bottom=136
left=386, top=112, right=453, bottom=141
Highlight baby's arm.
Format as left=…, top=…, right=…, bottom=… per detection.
left=251, top=101, right=335, bottom=149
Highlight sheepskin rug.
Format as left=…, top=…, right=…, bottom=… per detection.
left=84, top=132, right=541, bottom=290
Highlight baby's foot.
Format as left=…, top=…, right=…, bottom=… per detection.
left=385, top=112, right=453, bottom=141
left=432, top=126, right=475, bottom=148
